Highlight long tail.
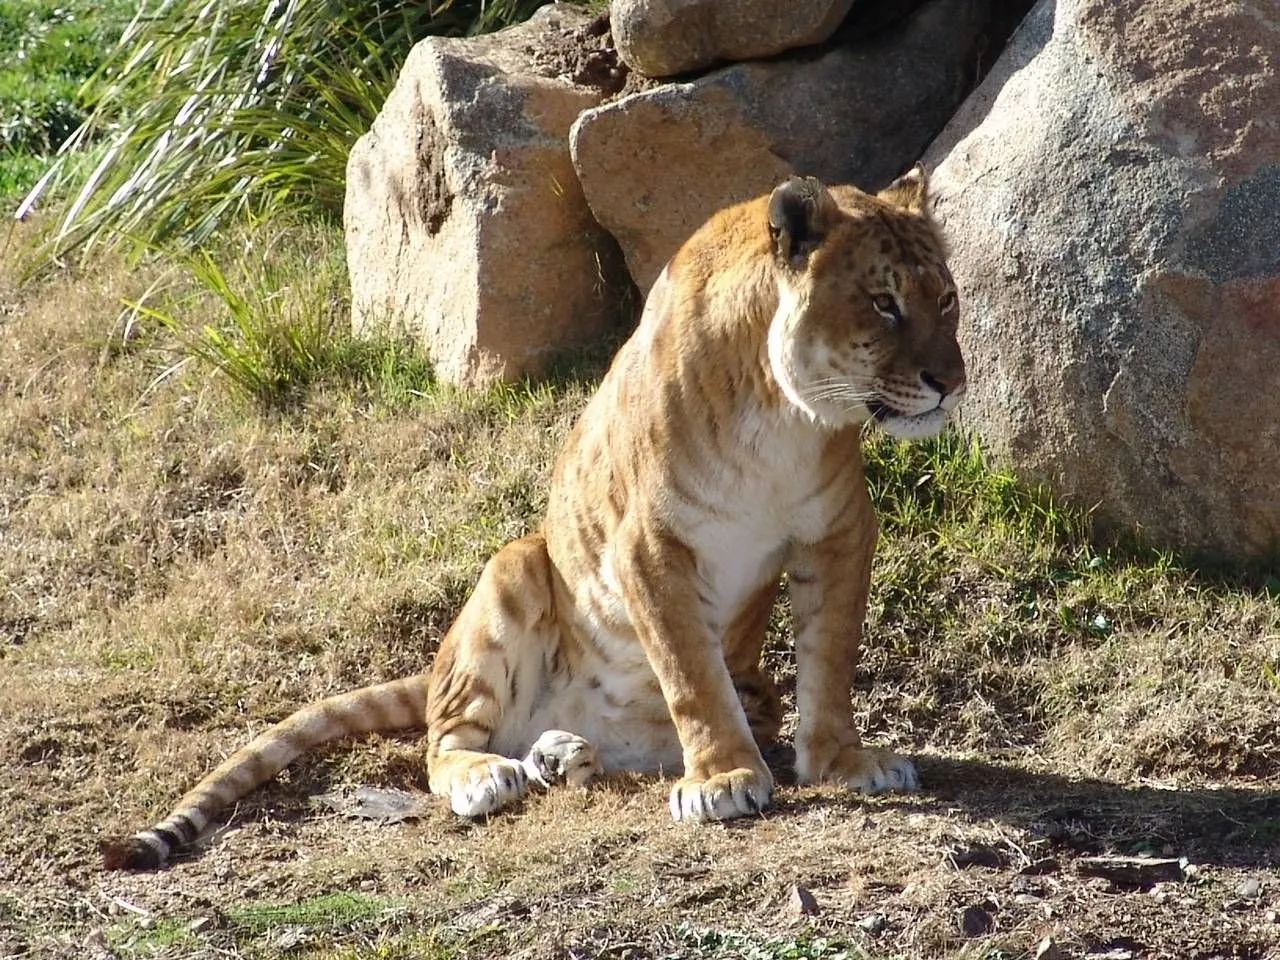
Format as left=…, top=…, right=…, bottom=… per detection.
left=102, top=675, right=430, bottom=871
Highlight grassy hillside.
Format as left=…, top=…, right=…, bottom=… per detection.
left=1, top=222, right=1277, bottom=959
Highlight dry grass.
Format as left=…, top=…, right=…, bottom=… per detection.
left=1, top=224, right=1278, bottom=960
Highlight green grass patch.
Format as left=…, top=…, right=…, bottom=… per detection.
left=663, top=925, right=865, bottom=960
left=105, top=918, right=197, bottom=957
left=0, top=0, right=134, bottom=146
left=308, top=925, right=507, bottom=960
left=863, top=430, right=1086, bottom=553
left=225, top=892, right=400, bottom=938
left=0, top=145, right=46, bottom=198
left=1264, top=659, right=1280, bottom=694
left=217, top=893, right=510, bottom=960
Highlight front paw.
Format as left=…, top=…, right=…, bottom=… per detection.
left=798, top=740, right=919, bottom=794
left=447, top=757, right=530, bottom=817
left=669, top=766, right=773, bottom=822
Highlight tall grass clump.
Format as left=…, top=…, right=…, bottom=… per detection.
left=127, top=222, right=434, bottom=408
left=20, top=0, right=554, bottom=262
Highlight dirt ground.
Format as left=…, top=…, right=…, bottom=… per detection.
left=3, top=745, right=1279, bottom=958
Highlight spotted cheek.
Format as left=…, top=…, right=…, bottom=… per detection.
left=806, top=333, right=871, bottom=380
left=836, top=352, right=879, bottom=394
left=803, top=346, right=883, bottom=427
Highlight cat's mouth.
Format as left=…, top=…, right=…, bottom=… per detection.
left=867, top=399, right=897, bottom=422
left=866, top=396, right=950, bottom=441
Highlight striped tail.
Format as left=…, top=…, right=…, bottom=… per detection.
left=102, top=675, right=429, bottom=871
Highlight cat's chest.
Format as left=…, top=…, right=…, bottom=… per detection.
left=679, top=423, right=838, bottom=631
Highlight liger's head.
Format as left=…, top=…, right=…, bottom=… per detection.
left=764, top=168, right=966, bottom=440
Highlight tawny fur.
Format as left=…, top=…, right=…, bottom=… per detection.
left=103, top=169, right=966, bottom=869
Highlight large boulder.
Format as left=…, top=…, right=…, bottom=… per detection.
left=928, top=0, right=1280, bottom=560
left=610, top=0, right=854, bottom=78
left=572, top=0, right=989, bottom=293
left=344, top=5, right=627, bottom=387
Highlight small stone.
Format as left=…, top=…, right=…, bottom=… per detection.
left=1010, top=875, right=1045, bottom=897
left=1034, top=936, right=1066, bottom=960
left=274, top=927, right=307, bottom=950
left=188, top=917, right=213, bottom=934
left=84, top=929, right=117, bottom=960
left=959, top=905, right=993, bottom=938
left=856, top=913, right=886, bottom=934
left=788, top=883, right=820, bottom=917
left=1238, top=877, right=1262, bottom=900
left=948, top=842, right=1007, bottom=869
left=1020, top=856, right=1061, bottom=876
left=1265, top=909, right=1277, bottom=923
left=1077, top=855, right=1184, bottom=888
left=316, top=786, right=435, bottom=823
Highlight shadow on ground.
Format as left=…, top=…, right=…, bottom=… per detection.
left=756, top=753, right=1280, bottom=873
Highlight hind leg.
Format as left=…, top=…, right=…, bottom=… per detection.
left=426, top=534, right=601, bottom=816
left=433, top=729, right=601, bottom=818
left=523, top=729, right=599, bottom=788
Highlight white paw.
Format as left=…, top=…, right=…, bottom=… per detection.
left=845, top=751, right=919, bottom=794
left=449, top=758, right=529, bottom=818
left=521, top=730, right=600, bottom=789
left=669, top=767, right=773, bottom=822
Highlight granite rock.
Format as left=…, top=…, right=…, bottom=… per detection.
left=928, top=0, right=1280, bottom=559
left=574, top=0, right=989, bottom=292
left=344, top=5, right=627, bottom=386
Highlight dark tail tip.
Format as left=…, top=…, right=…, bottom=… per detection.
left=101, top=836, right=168, bottom=871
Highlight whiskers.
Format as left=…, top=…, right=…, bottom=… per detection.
left=797, top=376, right=880, bottom=417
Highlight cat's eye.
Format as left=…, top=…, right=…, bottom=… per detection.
left=938, top=290, right=958, bottom=315
left=872, top=293, right=901, bottom=321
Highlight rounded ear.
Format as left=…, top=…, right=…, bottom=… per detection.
left=877, top=164, right=930, bottom=214
left=768, top=176, right=835, bottom=265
